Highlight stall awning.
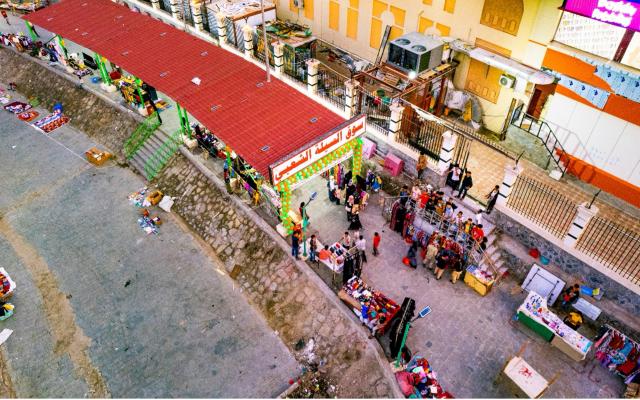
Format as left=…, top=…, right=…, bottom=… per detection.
left=451, top=40, right=554, bottom=85
left=24, top=0, right=345, bottom=178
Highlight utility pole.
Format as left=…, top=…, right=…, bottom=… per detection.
left=260, top=0, right=271, bottom=82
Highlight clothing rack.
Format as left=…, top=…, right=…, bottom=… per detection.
left=595, top=324, right=640, bottom=381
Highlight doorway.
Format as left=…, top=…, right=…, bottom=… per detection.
left=526, top=83, right=556, bottom=119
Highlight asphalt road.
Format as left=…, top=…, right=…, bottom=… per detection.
left=0, top=103, right=299, bottom=397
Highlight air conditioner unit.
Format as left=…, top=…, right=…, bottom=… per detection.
left=499, top=74, right=515, bottom=88
left=387, top=32, right=444, bottom=75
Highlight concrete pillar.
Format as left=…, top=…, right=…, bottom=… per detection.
left=388, top=103, right=404, bottom=142
left=150, top=0, right=160, bottom=9
left=215, top=12, right=227, bottom=47
left=169, top=0, right=181, bottom=20
left=496, top=163, right=524, bottom=206
left=345, top=79, right=360, bottom=118
left=191, top=1, right=204, bottom=31
left=242, top=24, right=254, bottom=60
left=564, top=203, right=598, bottom=247
left=306, top=59, right=320, bottom=95
left=437, top=130, right=457, bottom=173
left=273, top=42, right=284, bottom=77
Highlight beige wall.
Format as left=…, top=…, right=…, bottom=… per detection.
left=276, top=0, right=563, bottom=133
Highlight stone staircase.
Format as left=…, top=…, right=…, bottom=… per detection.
left=479, top=225, right=509, bottom=281
left=128, top=129, right=181, bottom=180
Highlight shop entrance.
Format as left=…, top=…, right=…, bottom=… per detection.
left=290, top=159, right=354, bottom=244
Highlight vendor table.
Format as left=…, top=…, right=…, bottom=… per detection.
left=319, top=241, right=347, bottom=273
left=338, top=277, right=400, bottom=335
left=501, top=356, right=550, bottom=398
left=517, top=291, right=592, bottom=361
left=464, top=265, right=495, bottom=296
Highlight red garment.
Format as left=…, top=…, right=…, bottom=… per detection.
left=373, top=235, right=381, bottom=248
left=420, top=192, right=429, bottom=208
left=471, top=226, right=484, bottom=242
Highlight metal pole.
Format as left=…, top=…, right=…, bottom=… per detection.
left=588, top=189, right=601, bottom=209
left=302, top=206, right=308, bottom=257
left=260, top=0, right=271, bottom=83
left=395, top=321, right=411, bottom=367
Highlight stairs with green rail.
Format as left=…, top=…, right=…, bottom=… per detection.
left=124, top=113, right=182, bottom=180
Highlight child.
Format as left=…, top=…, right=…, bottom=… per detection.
left=373, top=232, right=381, bottom=256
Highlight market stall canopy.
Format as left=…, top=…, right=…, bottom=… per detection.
left=23, top=0, right=344, bottom=178
left=450, top=40, right=554, bottom=85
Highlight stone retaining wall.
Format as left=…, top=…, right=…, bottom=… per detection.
left=1, top=47, right=396, bottom=397
left=493, top=207, right=640, bottom=338
left=0, top=48, right=139, bottom=158
left=153, top=154, right=394, bottom=398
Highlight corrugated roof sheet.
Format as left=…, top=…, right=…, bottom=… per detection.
left=24, top=0, right=345, bottom=178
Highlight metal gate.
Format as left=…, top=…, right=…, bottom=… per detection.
left=452, top=135, right=471, bottom=170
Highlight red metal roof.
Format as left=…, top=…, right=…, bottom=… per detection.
left=24, top=0, right=345, bottom=178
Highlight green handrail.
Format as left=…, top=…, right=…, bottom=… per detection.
left=143, top=130, right=182, bottom=180
left=124, top=112, right=161, bottom=159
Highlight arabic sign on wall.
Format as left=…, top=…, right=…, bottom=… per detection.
left=564, top=0, right=640, bottom=32
left=270, top=115, right=366, bottom=185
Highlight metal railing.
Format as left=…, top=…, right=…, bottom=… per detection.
left=511, top=103, right=568, bottom=174
left=123, top=112, right=161, bottom=159
left=358, top=91, right=391, bottom=135
left=576, top=217, right=640, bottom=284
left=144, top=130, right=181, bottom=180
left=317, top=67, right=347, bottom=111
left=396, top=111, right=445, bottom=162
left=397, top=98, right=517, bottom=161
left=506, top=175, right=577, bottom=238
left=381, top=195, right=501, bottom=282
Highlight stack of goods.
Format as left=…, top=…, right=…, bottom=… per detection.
left=624, top=383, right=639, bottom=399
left=0, top=268, right=15, bottom=301
left=3, top=101, right=31, bottom=114
left=465, top=264, right=495, bottom=285
left=396, top=355, right=453, bottom=398
left=341, top=277, right=399, bottom=333
left=519, top=291, right=592, bottom=356
left=17, top=110, right=39, bottom=121
left=327, top=242, right=347, bottom=269
left=594, top=326, right=640, bottom=383
left=32, top=112, right=70, bottom=133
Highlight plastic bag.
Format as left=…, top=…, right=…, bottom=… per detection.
left=159, top=196, right=174, bottom=212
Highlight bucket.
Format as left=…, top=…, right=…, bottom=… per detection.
left=540, top=255, right=550, bottom=265
left=529, top=248, right=540, bottom=258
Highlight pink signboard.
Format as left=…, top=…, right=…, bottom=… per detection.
left=564, top=0, right=640, bottom=32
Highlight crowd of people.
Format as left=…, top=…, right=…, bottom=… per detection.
left=392, top=182, right=493, bottom=283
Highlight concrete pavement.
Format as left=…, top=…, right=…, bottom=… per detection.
left=292, top=171, right=625, bottom=398
left=0, top=99, right=299, bottom=397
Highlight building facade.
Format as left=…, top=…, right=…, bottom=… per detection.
left=276, top=0, right=640, bottom=206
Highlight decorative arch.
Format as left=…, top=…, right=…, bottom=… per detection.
left=480, top=0, right=524, bottom=36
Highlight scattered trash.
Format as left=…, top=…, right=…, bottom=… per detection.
left=146, top=190, right=163, bottom=206
left=0, top=329, right=13, bottom=346
left=158, top=195, right=174, bottom=212
left=128, top=186, right=149, bottom=207
left=138, top=214, right=160, bottom=235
